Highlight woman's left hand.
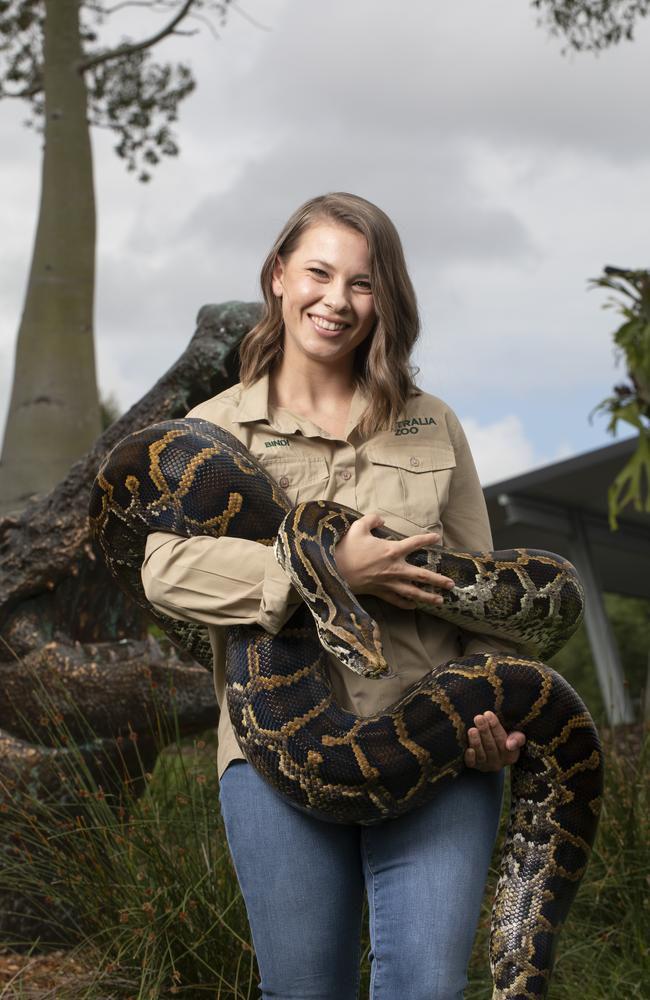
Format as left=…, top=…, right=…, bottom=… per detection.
left=465, top=711, right=525, bottom=771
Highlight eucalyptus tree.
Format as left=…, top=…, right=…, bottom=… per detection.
left=0, top=0, right=231, bottom=514
left=532, top=0, right=649, bottom=51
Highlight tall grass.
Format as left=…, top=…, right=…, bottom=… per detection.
left=1, top=684, right=256, bottom=999
left=1, top=683, right=648, bottom=998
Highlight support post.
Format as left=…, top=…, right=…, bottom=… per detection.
left=497, top=494, right=635, bottom=726
left=567, top=513, right=635, bottom=726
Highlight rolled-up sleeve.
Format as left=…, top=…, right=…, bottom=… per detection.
left=141, top=530, right=300, bottom=635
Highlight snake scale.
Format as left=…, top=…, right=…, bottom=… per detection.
left=89, top=417, right=604, bottom=1000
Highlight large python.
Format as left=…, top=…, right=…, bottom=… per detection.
left=89, top=418, right=604, bottom=1000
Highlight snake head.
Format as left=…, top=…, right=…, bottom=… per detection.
left=314, top=616, right=393, bottom=679
left=275, top=501, right=393, bottom=679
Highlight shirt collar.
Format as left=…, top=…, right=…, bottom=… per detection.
left=234, top=372, right=371, bottom=440
left=233, top=373, right=272, bottom=425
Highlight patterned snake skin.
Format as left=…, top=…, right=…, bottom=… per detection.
left=89, top=418, right=604, bottom=1000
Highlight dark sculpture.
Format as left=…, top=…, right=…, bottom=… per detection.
left=0, top=302, right=260, bottom=942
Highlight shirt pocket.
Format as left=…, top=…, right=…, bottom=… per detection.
left=367, top=443, right=456, bottom=529
left=259, top=454, right=330, bottom=507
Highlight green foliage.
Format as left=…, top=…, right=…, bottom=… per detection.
left=0, top=0, right=43, bottom=101
left=87, top=51, right=194, bottom=181
left=532, top=0, right=650, bottom=51
left=0, top=1, right=232, bottom=181
left=591, top=267, right=650, bottom=529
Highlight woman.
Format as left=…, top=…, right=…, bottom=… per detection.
left=141, top=192, right=525, bottom=1000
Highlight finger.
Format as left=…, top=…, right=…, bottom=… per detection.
left=465, top=746, right=477, bottom=768
left=485, top=711, right=509, bottom=752
left=501, top=745, right=523, bottom=766
left=485, top=715, right=525, bottom=765
left=467, top=726, right=486, bottom=765
left=393, top=532, right=442, bottom=557
left=391, top=559, right=452, bottom=584
left=389, top=557, right=454, bottom=591
left=380, top=595, right=419, bottom=610
left=372, top=587, right=418, bottom=610
left=474, top=714, right=500, bottom=766
left=354, top=512, right=385, bottom=533
left=390, top=581, right=445, bottom=607
left=399, top=568, right=455, bottom=592
left=505, top=731, right=526, bottom=752
left=484, top=713, right=526, bottom=754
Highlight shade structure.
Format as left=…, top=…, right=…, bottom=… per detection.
left=483, top=435, right=648, bottom=725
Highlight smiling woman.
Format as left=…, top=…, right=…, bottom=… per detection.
left=140, top=192, right=526, bottom=1000
left=271, top=222, right=376, bottom=374
left=238, top=192, right=421, bottom=440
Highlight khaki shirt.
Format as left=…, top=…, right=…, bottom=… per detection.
left=141, top=374, right=513, bottom=778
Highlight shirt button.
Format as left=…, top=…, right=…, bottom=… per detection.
left=341, top=470, right=352, bottom=481
left=279, top=476, right=290, bottom=488
left=409, top=456, right=420, bottom=468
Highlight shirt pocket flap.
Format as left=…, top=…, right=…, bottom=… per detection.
left=367, top=444, right=456, bottom=474
left=367, top=443, right=456, bottom=528
left=260, top=454, right=329, bottom=489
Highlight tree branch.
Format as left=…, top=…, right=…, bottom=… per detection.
left=104, top=0, right=176, bottom=14
left=1, top=79, right=44, bottom=99
left=231, top=2, right=271, bottom=32
left=78, top=0, right=197, bottom=74
left=187, top=10, right=220, bottom=40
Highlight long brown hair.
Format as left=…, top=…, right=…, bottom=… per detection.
left=238, top=192, right=420, bottom=436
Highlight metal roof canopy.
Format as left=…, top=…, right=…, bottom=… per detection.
left=483, top=436, right=648, bottom=725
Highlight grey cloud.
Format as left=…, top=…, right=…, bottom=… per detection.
left=174, top=135, right=536, bottom=272
left=222, top=0, right=650, bottom=164
left=2, top=0, right=647, bottom=451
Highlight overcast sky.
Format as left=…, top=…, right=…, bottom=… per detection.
left=1, top=0, right=648, bottom=485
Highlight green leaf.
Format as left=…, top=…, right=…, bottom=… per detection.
left=608, top=429, right=650, bottom=529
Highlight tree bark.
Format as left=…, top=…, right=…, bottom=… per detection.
left=0, top=302, right=257, bottom=944
left=0, top=0, right=100, bottom=515
left=0, top=301, right=258, bottom=642
left=0, top=301, right=258, bottom=755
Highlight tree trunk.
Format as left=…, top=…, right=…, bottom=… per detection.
left=0, top=0, right=100, bottom=515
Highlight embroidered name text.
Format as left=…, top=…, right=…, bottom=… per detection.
left=393, top=416, right=436, bottom=436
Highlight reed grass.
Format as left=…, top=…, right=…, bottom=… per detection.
left=1, top=682, right=256, bottom=998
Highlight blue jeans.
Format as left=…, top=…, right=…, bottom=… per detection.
left=219, top=760, right=504, bottom=1000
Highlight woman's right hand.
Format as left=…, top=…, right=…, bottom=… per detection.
left=334, top=513, right=454, bottom=611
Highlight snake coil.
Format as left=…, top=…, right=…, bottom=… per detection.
left=90, top=418, right=604, bottom=1000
